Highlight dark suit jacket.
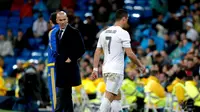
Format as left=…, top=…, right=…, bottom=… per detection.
left=55, top=25, right=85, bottom=88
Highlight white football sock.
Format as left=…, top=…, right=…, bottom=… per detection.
left=99, top=97, right=111, bottom=112
left=111, top=100, right=122, bottom=112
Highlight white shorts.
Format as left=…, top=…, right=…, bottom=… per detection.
left=103, top=73, right=124, bottom=95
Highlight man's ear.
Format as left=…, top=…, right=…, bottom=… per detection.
left=56, top=18, right=59, bottom=23
left=66, top=17, right=69, bottom=23
left=122, top=17, right=126, bottom=21
left=49, top=20, right=53, bottom=25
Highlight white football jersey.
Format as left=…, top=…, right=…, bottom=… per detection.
left=97, top=26, right=131, bottom=75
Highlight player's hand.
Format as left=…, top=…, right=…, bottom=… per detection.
left=90, top=71, right=98, bottom=80
left=65, top=58, right=71, bottom=63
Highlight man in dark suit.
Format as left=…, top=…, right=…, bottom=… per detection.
left=55, top=11, right=85, bottom=112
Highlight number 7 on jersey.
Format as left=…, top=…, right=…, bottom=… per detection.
left=106, top=36, right=112, bottom=54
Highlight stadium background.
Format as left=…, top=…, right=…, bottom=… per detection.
left=0, top=0, right=199, bottom=111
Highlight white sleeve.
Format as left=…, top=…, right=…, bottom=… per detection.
left=97, top=33, right=102, bottom=48
left=119, top=31, right=131, bottom=48
left=97, top=37, right=102, bottom=48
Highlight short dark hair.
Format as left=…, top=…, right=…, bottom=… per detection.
left=176, top=70, right=187, bottom=79
left=83, top=59, right=90, bottom=64
left=50, top=12, right=57, bottom=25
left=186, top=76, right=193, bottom=81
left=155, top=53, right=162, bottom=58
left=18, top=28, right=23, bottom=32
left=38, top=60, right=45, bottom=65
left=150, top=70, right=159, bottom=76
left=38, top=13, right=43, bottom=18
left=7, top=28, right=12, bottom=32
left=115, top=9, right=128, bottom=21
left=187, top=58, right=193, bottom=62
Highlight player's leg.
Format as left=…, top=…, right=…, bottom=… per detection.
left=100, top=73, right=123, bottom=112
left=111, top=90, right=122, bottom=112
left=47, top=66, right=54, bottom=110
left=50, top=67, right=57, bottom=108
left=99, top=90, right=114, bottom=112
left=99, top=73, right=114, bottom=112
left=47, top=66, right=57, bottom=111
left=111, top=75, right=124, bottom=112
left=111, top=100, right=122, bottom=112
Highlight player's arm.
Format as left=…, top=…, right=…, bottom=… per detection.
left=48, top=29, right=58, bottom=57
left=51, top=30, right=57, bottom=52
left=48, top=30, right=53, bottom=50
left=93, top=48, right=102, bottom=68
left=91, top=34, right=103, bottom=80
left=124, top=48, right=143, bottom=69
left=91, top=48, right=102, bottom=80
left=121, top=31, right=145, bottom=71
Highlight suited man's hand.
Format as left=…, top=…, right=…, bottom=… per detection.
left=65, top=58, right=71, bottom=63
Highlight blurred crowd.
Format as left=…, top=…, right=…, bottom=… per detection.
left=0, top=0, right=199, bottom=111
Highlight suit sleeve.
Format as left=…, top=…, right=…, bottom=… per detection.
left=69, top=30, right=85, bottom=61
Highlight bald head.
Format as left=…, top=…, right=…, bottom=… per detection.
left=57, top=11, right=67, bottom=17
left=56, top=11, right=68, bottom=29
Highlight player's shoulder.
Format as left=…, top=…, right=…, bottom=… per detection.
left=108, top=26, right=128, bottom=34
left=116, top=27, right=128, bottom=35
left=48, top=29, right=54, bottom=37
left=101, top=26, right=116, bottom=34
left=49, top=28, right=57, bottom=36
left=102, top=26, right=111, bottom=32
left=49, top=29, right=53, bottom=34
left=99, top=28, right=108, bottom=37
left=51, top=27, right=59, bottom=32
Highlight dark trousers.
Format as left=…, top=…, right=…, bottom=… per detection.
left=194, top=106, right=200, bottom=112
left=55, top=87, right=73, bottom=112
